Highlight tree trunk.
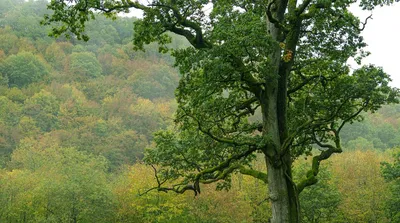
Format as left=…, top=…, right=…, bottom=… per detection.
left=261, top=83, right=300, bottom=222
left=262, top=103, right=300, bottom=223
left=266, top=155, right=300, bottom=223
left=263, top=0, right=301, bottom=218
left=266, top=158, right=290, bottom=222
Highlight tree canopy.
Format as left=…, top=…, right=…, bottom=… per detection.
left=381, top=150, right=400, bottom=221
left=42, top=0, right=400, bottom=222
left=0, top=0, right=398, bottom=222
left=0, top=51, right=49, bottom=88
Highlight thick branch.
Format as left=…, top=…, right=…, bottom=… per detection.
left=199, top=162, right=268, bottom=184
left=295, top=0, right=313, bottom=15
left=95, top=0, right=211, bottom=49
left=149, top=3, right=210, bottom=48
left=140, top=184, right=198, bottom=196
left=280, top=119, right=312, bottom=155
left=296, top=145, right=342, bottom=193
left=239, top=166, right=268, bottom=184
left=297, top=131, right=342, bottom=193
left=266, top=0, right=289, bottom=32
left=139, top=164, right=198, bottom=196
left=195, top=146, right=259, bottom=183
left=182, top=109, right=259, bottom=147
left=227, top=55, right=264, bottom=96
left=143, top=146, right=259, bottom=196
left=236, top=97, right=258, bottom=111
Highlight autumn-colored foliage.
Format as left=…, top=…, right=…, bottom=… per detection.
left=0, top=1, right=398, bottom=222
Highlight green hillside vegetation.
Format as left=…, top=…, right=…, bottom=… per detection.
left=0, top=0, right=184, bottom=170
left=341, top=104, right=400, bottom=150
left=0, top=0, right=399, bottom=222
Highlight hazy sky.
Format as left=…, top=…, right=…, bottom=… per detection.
left=128, top=3, right=400, bottom=87
left=350, top=4, right=400, bottom=88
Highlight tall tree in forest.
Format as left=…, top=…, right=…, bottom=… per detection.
left=42, top=0, right=399, bottom=222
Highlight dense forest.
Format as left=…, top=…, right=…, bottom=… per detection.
left=0, top=0, right=399, bottom=222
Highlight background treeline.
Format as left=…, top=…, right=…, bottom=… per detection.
left=0, top=0, right=188, bottom=170
left=0, top=0, right=399, bottom=222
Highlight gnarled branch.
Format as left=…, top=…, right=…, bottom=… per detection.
left=296, top=132, right=342, bottom=193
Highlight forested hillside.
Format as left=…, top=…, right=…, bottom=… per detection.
left=0, top=1, right=399, bottom=222
left=0, top=0, right=186, bottom=170
left=341, top=104, right=400, bottom=150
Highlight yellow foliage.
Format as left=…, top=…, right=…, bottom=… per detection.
left=112, top=163, right=269, bottom=222
left=330, top=150, right=390, bottom=222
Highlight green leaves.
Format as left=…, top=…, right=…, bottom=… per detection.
left=3, top=145, right=116, bottom=223
left=24, top=90, right=60, bottom=132
left=41, top=2, right=400, bottom=218
left=0, top=52, right=49, bottom=88
left=288, top=61, right=399, bottom=156
left=381, top=150, right=400, bottom=221
left=68, top=52, right=103, bottom=79
left=295, top=162, right=342, bottom=222
left=42, top=0, right=95, bottom=41
left=382, top=150, right=400, bottom=181
left=359, top=0, right=400, bottom=10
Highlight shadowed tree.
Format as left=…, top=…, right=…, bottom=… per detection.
left=42, top=0, right=399, bottom=222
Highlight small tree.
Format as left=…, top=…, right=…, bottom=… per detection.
left=381, top=150, right=400, bottom=222
left=43, top=0, right=399, bottom=222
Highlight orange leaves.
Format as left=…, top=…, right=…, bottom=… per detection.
left=279, top=42, right=293, bottom=62
left=282, top=50, right=293, bottom=62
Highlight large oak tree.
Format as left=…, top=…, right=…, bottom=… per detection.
left=43, top=0, right=399, bottom=222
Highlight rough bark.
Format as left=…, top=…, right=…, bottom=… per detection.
left=263, top=106, right=300, bottom=223
left=261, top=64, right=299, bottom=223
left=267, top=160, right=290, bottom=222
left=263, top=0, right=301, bottom=221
